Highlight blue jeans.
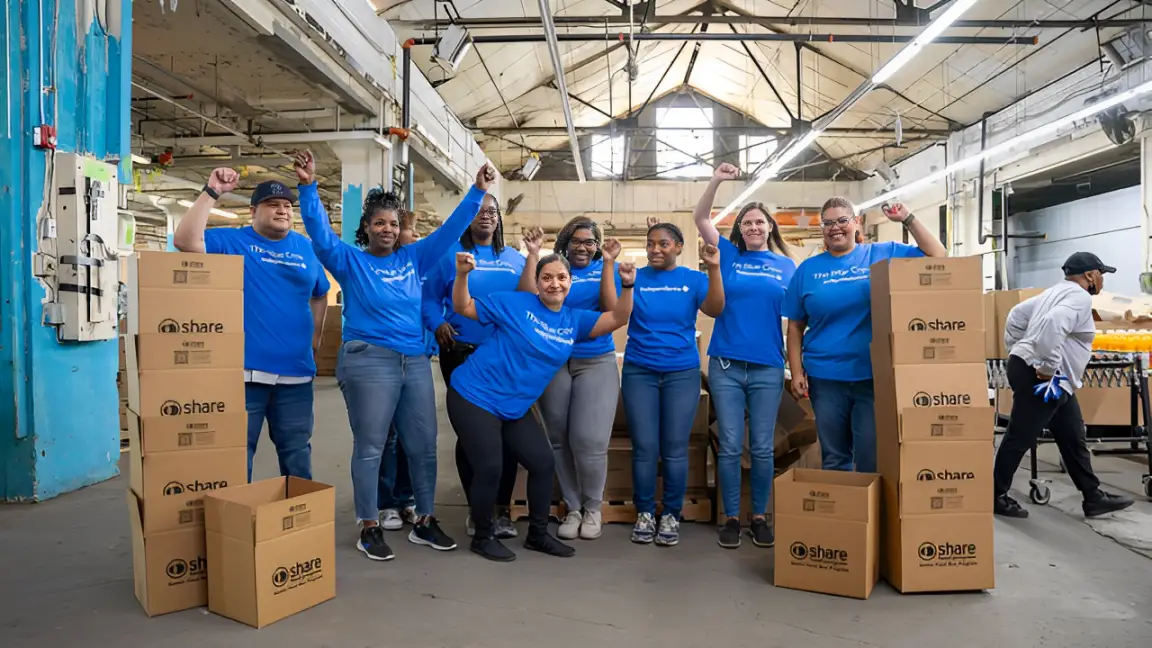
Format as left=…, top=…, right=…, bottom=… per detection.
left=245, top=381, right=315, bottom=481
left=709, top=357, right=784, bottom=518
left=337, top=340, right=438, bottom=522
left=621, top=363, right=701, bottom=519
left=378, top=425, right=414, bottom=510
left=807, top=376, right=877, bottom=473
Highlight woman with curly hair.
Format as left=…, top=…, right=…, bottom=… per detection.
left=538, top=216, right=623, bottom=541
left=295, top=150, right=496, bottom=562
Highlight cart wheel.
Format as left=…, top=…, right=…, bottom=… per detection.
left=1030, top=484, right=1051, bottom=505
left=1143, top=478, right=1152, bottom=499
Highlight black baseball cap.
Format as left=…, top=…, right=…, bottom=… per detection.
left=1062, top=251, right=1116, bottom=276
left=250, top=180, right=297, bottom=206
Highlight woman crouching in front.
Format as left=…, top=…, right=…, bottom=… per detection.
left=446, top=232, right=635, bottom=562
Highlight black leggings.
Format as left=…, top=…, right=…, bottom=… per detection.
left=440, top=344, right=518, bottom=509
left=445, top=387, right=554, bottom=538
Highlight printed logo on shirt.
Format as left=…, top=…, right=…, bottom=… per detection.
left=371, top=262, right=416, bottom=283
left=732, top=261, right=785, bottom=281
left=524, top=311, right=575, bottom=345
left=248, top=244, right=309, bottom=270
left=638, top=285, right=691, bottom=293
left=811, top=265, right=869, bottom=285
left=472, top=259, right=520, bottom=274
left=571, top=271, right=602, bottom=284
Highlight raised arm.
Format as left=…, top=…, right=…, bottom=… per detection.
left=293, top=151, right=351, bottom=270
left=452, top=252, right=480, bottom=321
left=518, top=227, right=544, bottom=293
left=698, top=242, right=725, bottom=317
left=882, top=202, right=947, bottom=257
left=588, top=261, right=635, bottom=338
left=693, top=163, right=740, bottom=247
left=599, top=238, right=622, bottom=311
left=414, top=164, right=495, bottom=276
left=173, top=168, right=240, bottom=253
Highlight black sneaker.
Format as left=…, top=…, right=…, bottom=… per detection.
left=994, top=494, right=1029, bottom=518
left=357, top=525, right=395, bottom=561
left=749, top=518, right=774, bottom=548
left=1083, top=490, right=1135, bottom=518
left=524, top=531, right=575, bottom=558
left=470, top=537, right=516, bottom=562
left=409, top=516, right=458, bottom=551
left=717, top=518, right=741, bottom=549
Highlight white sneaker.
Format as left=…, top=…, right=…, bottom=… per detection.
left=557, top=511, right=582, bottom=540
left=400, top=506, right=418, bottom=525
left=379, top=508, right=403, bottom=531
left=466, top=515, right=475, bottom=537
left=580, top=509, right=602, bottom=540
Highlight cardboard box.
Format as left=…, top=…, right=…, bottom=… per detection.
left=205, top=477, right=336, bottom=629
left=126, top=332, right=246, bottom=372
left=983, top=292, right=998, bottom=358
left=774, top=468, right=881, bottom=600
left=881, top=512, right=995, bottom=593
left=130, top=250, right=245, bottom=292
left=870, top=256, right=984, bottom=293
left=988, top=289, right=1045, bottom=358
left=872, top=290, right=985, bottom=336
left=881, top=406, right=995, bottom=444
left=129, top=448, right=248, bottom=534
left=878, top=331, right=986, bottom=365
left=128, top=491, right=208, bottom=616
left=127, top=368, right=245, bottom=421
left=890, top=441, right=993, bottom=515
left=129, top=287, right=244, bottom=338
left=872, top=362, right=989, bottom=414
left=127, top=409, right=247, bottom=455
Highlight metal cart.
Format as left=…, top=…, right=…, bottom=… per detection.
left=989, top=354, right=1152, bottom=504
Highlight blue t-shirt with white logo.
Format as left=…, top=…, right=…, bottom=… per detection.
left=781, top=242, right=926, bottom=382
left=451, top=291, right=601, bottom=420
left=298, top=182, right=483, bottom=356
left=624, top=265, right=709, bottom=373
left=203, top=227, right=329, bottom=377
left=422, top=242, right=526, bottom=346
left=708, top=238, right=796, bottom=368
left=567, top=259, right=622, bottom=359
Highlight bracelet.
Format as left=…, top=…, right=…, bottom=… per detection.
left=621, top=282, right=635, bottom=289
left=902, top=213, right=916, bottom=228
left=202, top=184, right=220, bottom=200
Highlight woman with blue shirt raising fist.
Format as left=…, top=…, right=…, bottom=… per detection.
left=782, top=198, right=947, bottom=475
left=624, top=223, right=725, bottom=548
left=295, top=151, right=495, bottom=562
left=447, top=247, right=636, bottom=562
left=692, top=163, right=796, bottom=550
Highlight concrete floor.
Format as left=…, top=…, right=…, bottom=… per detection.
left=3, top=373, right=1152, bottom=648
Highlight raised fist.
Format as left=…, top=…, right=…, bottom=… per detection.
left=456, top=252, right=476, bottom=275
left=713, top=162, right=740, bottom=182
left=475, top=163, right=497, bottom=192
left=293, top=150, right=316, bottom=185
left=618, top=261, right=636, bottom=285
left=207, top=168, right=239, bottom=195
left=521, top=226, right=545, bottom=255
left=602, top=238, right=622, bottom=262
left=700, top=242, right=720, bottom=268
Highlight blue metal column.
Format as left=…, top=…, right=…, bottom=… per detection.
left=0, top=0, right=132, bottom=500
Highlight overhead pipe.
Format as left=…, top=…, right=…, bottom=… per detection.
left=977, top=113, right=991, bottom=245
left=536, top=0, right=586, bottom=182
left=402, top=40, right=415, bottom=210
left=396, top=16, right=1149, bottom=30
left=409, top=33, right=1037, bottom=45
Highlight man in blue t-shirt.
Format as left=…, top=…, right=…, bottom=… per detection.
left=173, top=168, right=330, bottom=481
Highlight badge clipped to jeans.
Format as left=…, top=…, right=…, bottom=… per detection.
left=1032, top=373, right=1070, bottom=403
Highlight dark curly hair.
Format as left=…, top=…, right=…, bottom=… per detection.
left=647, top=221, right=685, bottom=245
left=461, top=196, right=505, bottom=255
left=730, top=202, right=791, bottom=257
left=356, top=188, right=403, bottom=249
left=554, top=216, right=602, bottom=261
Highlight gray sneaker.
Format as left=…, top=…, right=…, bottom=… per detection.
left=494, top=513, right=519, bottom=539
left=655, top=514, right=680, bottom=547
left=379, top=508, right=403, bottom=531
left=631, top=512, right=656, bottom=544
left=466, top=515, right=475, bottom=537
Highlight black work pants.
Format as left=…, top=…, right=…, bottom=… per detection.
left=993, top=355, right=1100, bottom=497
left=446, top=387, right=554, bottom=539
left=440, top=343, right=518, bottom=509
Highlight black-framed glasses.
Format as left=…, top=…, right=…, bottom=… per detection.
left=568, top=238, right=599, bottom=249
left=820, top=216, right=853, bottom=229
left=477, top=207, right=499, bottom=217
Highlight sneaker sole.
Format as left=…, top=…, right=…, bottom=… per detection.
left=1085, top=501, right=1135, bottom=517
left=557, top=528, right=580, bottom=540
left=408, top=531, right=458, bottom=551
left=994, top=509, right=1029, bottom=519
left=357, top=541, right=395, bottom=561
left=718, top=538, right=741, bottom=549
left=630, top=535, right=654, bottom=544
left=524, top=543, right=575, bottom=558
left=655, top=537, right=679, bottom=547
left=750, top=538, right=774, bottom=548
left=580, top=529, right=602, bottom=540
left=381, top=520, right=404, bottom=531
left=470, top=546, right=516, bottom=562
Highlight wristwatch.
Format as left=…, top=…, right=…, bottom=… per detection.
left=901, top=213, right=916, bottom=228
left=202, top=184, right=220, bottom=200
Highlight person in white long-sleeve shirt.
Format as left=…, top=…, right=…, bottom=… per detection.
left=994, top=252, right=1134, bottom=519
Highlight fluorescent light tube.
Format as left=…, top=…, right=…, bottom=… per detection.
left=872, top=0, right=981, bottom=85
left=710, top=130, right=820, bottom=224
left=858, top=78, right=1152, bottom=211
left=177, top=199, right=239, bottom=219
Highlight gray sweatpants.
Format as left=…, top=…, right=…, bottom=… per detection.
left=538, top=352, right=620, bottom=512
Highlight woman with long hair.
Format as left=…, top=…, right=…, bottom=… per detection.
left=623, top=222, right=725, bottom=547
left=448, top=235, right=635, bottom=561
left=783, top=197, right=946, bottom=475
left=422, top=194, right=525, bottom=539
left=295, top=150, right=496, bottom=562
left=691, top=162, right=796, bottom=550
left=537, top=216, right=622, bottom=541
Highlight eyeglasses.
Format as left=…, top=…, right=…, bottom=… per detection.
left=477, top=208, right=499, bottom=217
left=568, top=238, right=599, bottom=249
left=820, top=216, right=853, bottom=229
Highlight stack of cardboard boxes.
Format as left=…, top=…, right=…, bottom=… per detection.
left=314, top=304, right=342, bottom=377
left=125, top=251, right=249, bottom=617
left=870, top=256, right=996, bottom=594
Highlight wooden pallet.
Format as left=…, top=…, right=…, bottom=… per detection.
left=508, top=500, right=564, bottom=522
left=599, top=496, right=713, bottom=524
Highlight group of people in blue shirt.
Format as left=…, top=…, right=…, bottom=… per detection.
left=175, top=152, right=946, bottom=564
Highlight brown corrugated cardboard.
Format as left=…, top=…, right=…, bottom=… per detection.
left=128, top=491, right=208, bottom=616
left=881, top=510, right=995, bottom=593
left=872, top=290, right=985, bottom=337
left=870, top=256, right=983, bottom=293
left=892, top=441, right=993, bottom=515
left=983, top=293, right=998, bottom=358
left=129, top=250, right=245, bottom=291
left=127, top=332, right=246, bottom=371
left=872, top=361, right=989, bottom=413
left=989, top=289, right=1044, bottom=358
left=204, top=477, right=336, bottom=629
left=128, top=287, right=244, bottom=337
left=127, top=368, right=245, bottom=421
left=884, top=407, right=996, bottom=443
left=774, top=468, right=880, bottom=600
left=129, top=448, right=248, bottom=534
left=127, top=410, right=246, bottom=455
left=878, top=331, right=986, bottom=365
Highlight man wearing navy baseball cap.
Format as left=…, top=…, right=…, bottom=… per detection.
left=174, top=169, right=330, bottom=482
left=994, top=251, right=1133, bottom=519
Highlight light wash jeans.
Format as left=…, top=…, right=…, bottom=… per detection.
left=539, top=352, right=620, bottom=512
left=245, top=381, right=315, bottom=482
left=336, top=340, right=438, bottom=522
left=708, top=357, right=785, bottom=518
left=621, top=363, right=701, bottom=519
left=807, top=376, right=877, bottom=473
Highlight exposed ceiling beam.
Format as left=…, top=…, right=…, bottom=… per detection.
left=473, top=125, right=951, bottom=136
left=537, top=0, right=586, bottom=182
left=409, top=32, right=1037, bottom=45
left=391, top=15, right=1149, bottom=30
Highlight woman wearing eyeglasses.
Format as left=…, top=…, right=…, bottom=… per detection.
left=422, top=194, right=526, bottom=539
left=782, top=198, right=947, bottom=474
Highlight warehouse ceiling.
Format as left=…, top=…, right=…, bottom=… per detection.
left=381, top=0, right=1151, bottom=178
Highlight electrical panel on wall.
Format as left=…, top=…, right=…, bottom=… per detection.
left=49, top=152, right=120, bottom=342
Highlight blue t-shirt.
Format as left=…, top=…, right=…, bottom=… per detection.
left=567, top=259, right=622, bottom=359
left=781, top=242, right=926, bottom=382
left=422, top=242, right=526, bottom=345
left=708, top=238, right=796, bottom=368
left=203, top=227, right=330, bottom=377
left=624, top=265, right=709, bottom=372
left=298, top=182, right=484, bottom=356
left=451, top=291, right=601, bottom=420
